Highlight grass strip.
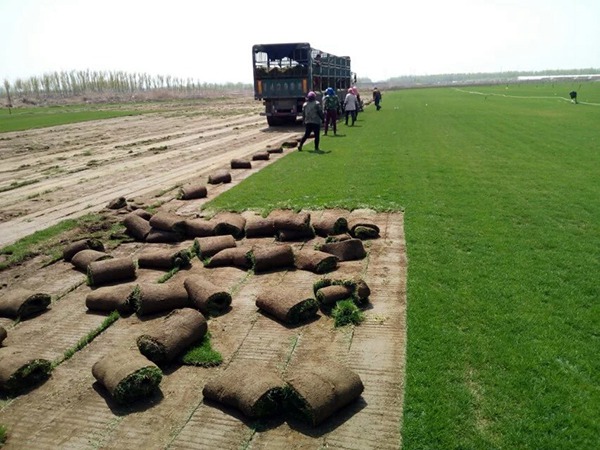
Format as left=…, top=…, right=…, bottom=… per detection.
left=57, top=311, right=119, bottom=366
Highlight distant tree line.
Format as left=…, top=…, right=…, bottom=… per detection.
left=1, top=70, right=252, bottom=102
left=384, top=68, right=600, bottom=87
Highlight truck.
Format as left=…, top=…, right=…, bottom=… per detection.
left=252, top=42, right=354, bottom=126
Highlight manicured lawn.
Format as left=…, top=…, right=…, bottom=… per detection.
left=206, top=82, right=600, bottom=449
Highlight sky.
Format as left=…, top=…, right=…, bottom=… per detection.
left=1, top=0, right=599, bottom=84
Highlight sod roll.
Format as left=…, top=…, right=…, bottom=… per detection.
left=255, top=287, right=318, bottom=325
left=185, top=218, right=216, bottom=238
left=252, top=151, right=270, bottom=161
left=130, top=208, right=153, bottom=220
left=137, top=247, right=192, bottom=270
left=313, top=278, right=371, bottom=306
left=266, top=146, right=283, bottom=154
left=230, top=159, right=252, bottom=169
left=315, top=285, right=354, bottom=307
left=71, top=249, right=113, bottom=272
left=87, top=257, right=136, bottom=287
left=318, top=238, right=367, bottom=261
left=202, top=362, right=284, bottom=418
left=244, top=216, right=275, bottom=238
left=146, top=228, right=184, bottom=243
left=285, top=362, right=364, bottom=426
left=281, top=139, right=298, bottom=148
left=0, top=288, right=51, bottom=319
left=205, top=246, right=253, bottom=269
left=149, top=211, right=187, bottom=233
left=294, top=249, right=338, bottom=274
left=276, top=228, right=315, bottom=242
left=184, top=276, right=232, bottom=317
left=213, top=212, right=246, bottom=240
left=0, top=326, right=6, bottom=345
left=0, top=348, right=52, bottom=393
left=269, top=210, right=311, bottom=232
left=123, top=213, right=152, bottom=241
left=85, top=284, right=137, bottom=314
left=92, top=351, right=162, bottom=404
left=194, top=235, right=236, bottom=259
left=135, top=282, right=190, bottom=316
left=347, top=218, right=380, bottom=240
left=208, top=169, right=232, bottom=184
left=178, top=183, right=208, bottom=200
left=63, top=239, right=105, bottom=262
left=137, top=307, right=207, bottom=365
left=312, top=212, right=349, bottom=237
left=250, top=244, right=294, bottom=273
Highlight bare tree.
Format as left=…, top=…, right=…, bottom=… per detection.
left=3, top=79, right=12, bottom=114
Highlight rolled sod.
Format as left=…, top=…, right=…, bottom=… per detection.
left=71, top=249, right=113, bottom=272
left=269, top=210, right=311, bottom=232
left=63, top=239, right=105, bottom=262
left=347, top=218, right=380, bottom=240
left=178, top=183, right=208, bottom=200
left=284, top=362, right=364, bottom=426
left=250, top=244, right=294, bottom=273
left=266, top=146, right=283, bottom=154
left=252, top=151, right=270, bottom=161
left=205, top=246, right=253, bottom=270
left=213, top=212, right=246, bottom=240
left=255, top=287, right=318, bottom=325
left=92, top=351, right=162, bottom=404
left=208, top=169, right=232, bottom=184
left=185, top=218, right=216, bottom=238
left=87, top=257, right=136, bottom=287
left=276, top=228, right=315, bottom=242
left=145, top=229, right=184, bottom=243
left=202, top=362, right=284, bottom=418
left=0, top=288, right=51, bottom=319
left=315, top=285, right=354, bottom=307
left=184, top=276, right=232, bottom=317
left=149, top=211, right=187, bottom=234
left=134, top=282, right=190, bottom=316
left=137, top=307, right=207, bottom=366
left=313, top=278, right=371, bottom=307
left=294, top=249, right=339, bottom=274
left=137, top=247, right=192, bottom=270
left=130, top=208, right=153, bottom=220
left=230, top=158, right=252, bottom=169
left=0, top=326, right=6, bottom=345
left=0, top=348, right=52, bottom=393
left=193, top=235, right=236, bottom=259
left=281, top=139, right=298, bottom=148
left=85, top=284, right=137, bottom=314
left=244, top=216, right=275, bottom=238
left=123, top=213, right=152, bottom=241
left=318, top=238, right=367, bottom=261
left=312, top=213, right=349, bottom=237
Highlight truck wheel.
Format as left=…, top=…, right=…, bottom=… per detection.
left=267, top=116, right=284, bottom=126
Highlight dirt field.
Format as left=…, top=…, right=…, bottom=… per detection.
left=0, top=98, right=406, bottom=449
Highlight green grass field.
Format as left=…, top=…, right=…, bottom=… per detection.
left=206, top=82, right=600, bottom=449
left=0, top=105, right=142, bottom=133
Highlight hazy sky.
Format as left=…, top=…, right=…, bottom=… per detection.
left=1, top=0, right=599, bottom=84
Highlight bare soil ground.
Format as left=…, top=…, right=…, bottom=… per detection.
left=0, top=98, right=406, bottom=449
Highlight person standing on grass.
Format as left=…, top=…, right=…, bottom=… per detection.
left=373, top=87, right=382, bottom=110
left=298, top=91, right=324, bottom=151
left=343, top=88, right=358, bottom=126
left=322, top=87, right=340, bottom=135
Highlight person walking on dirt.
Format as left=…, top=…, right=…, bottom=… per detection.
left=298, top=91, right=324, bottom=151
left=373, top=87, right=382, bottom=110
left=344, top=88, right=358, bottom=126
left=323, top=87, right=340, bottom=135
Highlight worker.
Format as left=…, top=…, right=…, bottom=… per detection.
left=298, top=91, right=324, bottom=151
left=322, top=87, right=340, bottom=135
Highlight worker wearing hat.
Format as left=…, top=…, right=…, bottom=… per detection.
left=298, top=91, right=324, bottom=151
